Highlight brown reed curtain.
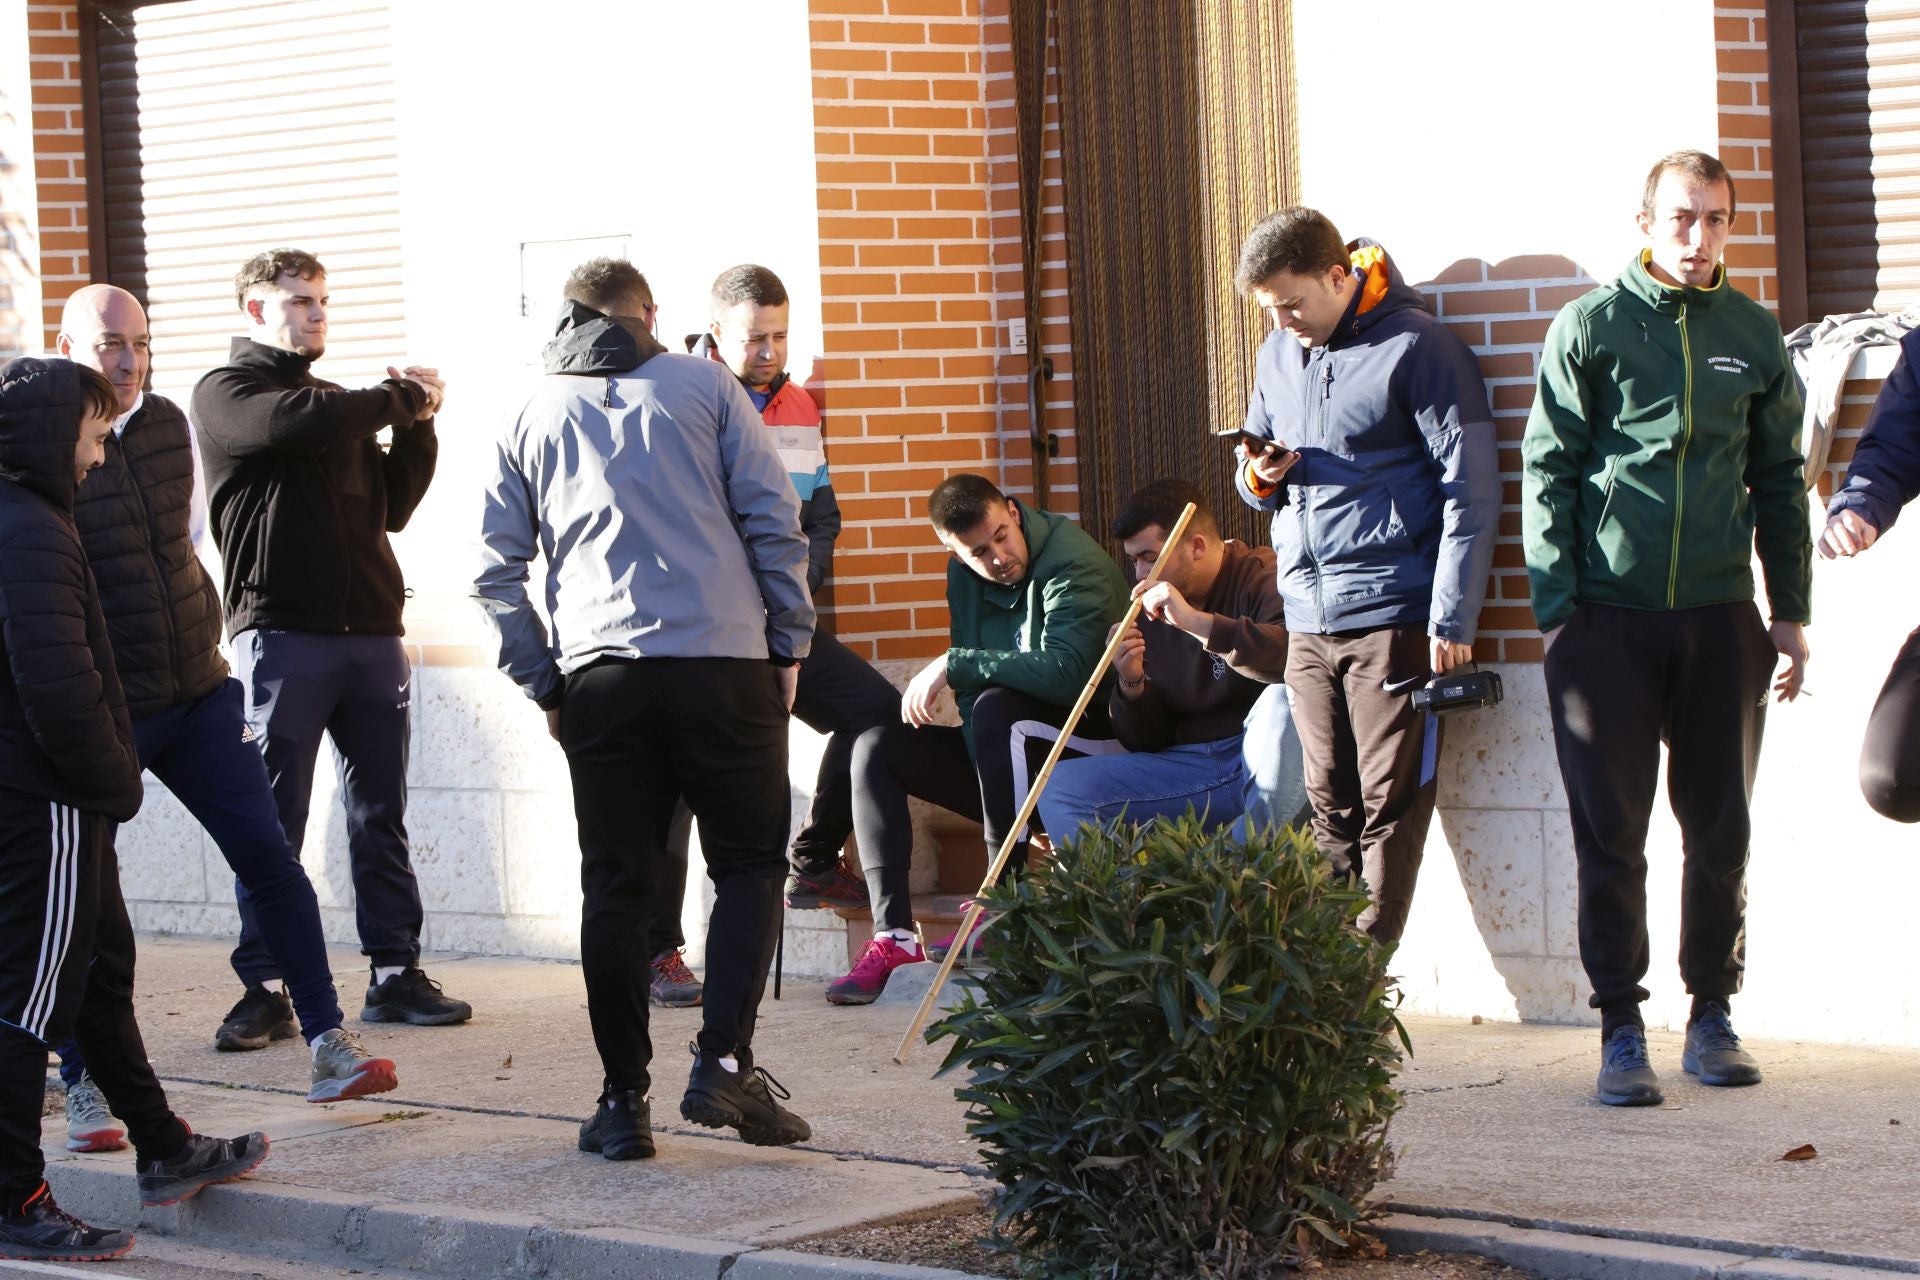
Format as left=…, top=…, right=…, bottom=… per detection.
left=1040, top=0, right=1298, bottom=547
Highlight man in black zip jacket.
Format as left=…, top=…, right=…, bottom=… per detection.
left=0, top=357, right=267, bottom=1263
left=56, top=284, right=398, bottom=1107
left=193, top=248, right=469, bottom=1028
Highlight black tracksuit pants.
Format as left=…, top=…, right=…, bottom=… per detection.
left=561, top=658, right=789, bottom=1095
left=1543, top=601, right=1775, bottom=1023
left=1861, top=625, right=1920, bottom=822
left=0, top=791, right=187, bottom=1209
left=646, top=632, right=899, bottom=956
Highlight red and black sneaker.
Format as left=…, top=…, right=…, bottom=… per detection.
left=649, top=948, right=704, bottom=1007
left=0, top=1182, right=133, bottom=1261
left=785, top=866, right=870, bottom=910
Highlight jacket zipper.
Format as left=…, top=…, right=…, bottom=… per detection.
left=1668, top=302, right=1694, bottom=608
left=1304, top=358, right=1333, bottom=631
left=118, top=433, right=184, bottom=694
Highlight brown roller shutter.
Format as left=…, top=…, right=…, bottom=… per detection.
left=1786, top=0, right=1920, bottom=322
left=84, top=0, right=404, bottom=406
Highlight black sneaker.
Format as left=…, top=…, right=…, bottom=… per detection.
left=577, top=1089, right=654, bottom=1161
left=214, top=984, right=295, bottom=1052
left=0, top=1182, right=133, bottom=1261
left=679, top=1042, right=811, bottom=1147
left=1596, top=1025, right=1664, bottom=1107
left=136, top=1130, right=269, bottom=1207
left=361, top=966, right=473, bottom=1026
left=1683, top=1003, right=1762, bottom=1087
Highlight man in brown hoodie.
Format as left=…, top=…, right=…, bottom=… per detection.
left=1036, top=480, right=1308, bottom=845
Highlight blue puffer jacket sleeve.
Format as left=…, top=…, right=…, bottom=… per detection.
left=1830, top=328, right=1920, bottom=536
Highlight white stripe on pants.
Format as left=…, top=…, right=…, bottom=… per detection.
left=1007, top=719, right=1126, bottom=842
left=21, top=804, right=80, bottom=1040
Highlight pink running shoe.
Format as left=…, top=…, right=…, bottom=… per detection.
left=924, top=903, right=993, bottom=965
left=825, top=935, right=924, bottom=1006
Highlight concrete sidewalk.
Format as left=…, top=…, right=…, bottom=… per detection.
left=36, top=937, right=1920, bottom=1278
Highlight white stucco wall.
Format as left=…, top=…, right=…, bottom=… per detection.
left=1291, top=0, right=1721, bottom=287
left=383, top=0, right=826, bottom=642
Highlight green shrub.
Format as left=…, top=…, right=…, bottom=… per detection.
left=928, top=815, right=1405, bottom=1280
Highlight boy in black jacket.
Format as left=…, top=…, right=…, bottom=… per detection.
left=0, top=358, right=267, bottom=1263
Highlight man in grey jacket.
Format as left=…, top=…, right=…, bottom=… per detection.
left=474, top=258, right=814, bottom=1159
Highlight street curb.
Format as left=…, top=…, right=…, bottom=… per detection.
left=1375, top=1212, right=1920, bottom=1280
left=41, top=1159, right=995, bottom=1280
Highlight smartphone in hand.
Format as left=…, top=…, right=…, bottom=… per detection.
left=1233, top=429, right=1289, bottom=457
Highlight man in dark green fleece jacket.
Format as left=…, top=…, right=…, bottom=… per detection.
left=1522, top=150, right=1812, bottom=1109
left=827, top=473, right=1128, bottom=1005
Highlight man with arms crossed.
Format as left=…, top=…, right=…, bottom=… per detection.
left=638, top=265, right=900, bottom=1008
left=1233, top=207, right=1500, bottom=942
left=477, top=258, right=813, bottom=1158
left=1523, top=150, right=1810, bottom=1106
left=194, top=249, right=468, bottom=1034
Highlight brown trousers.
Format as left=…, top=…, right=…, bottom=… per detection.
left=1285, top=626, right=1442, bottom=941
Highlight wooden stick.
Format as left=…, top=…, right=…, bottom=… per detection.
left=894, top=501, right=1197, bottom=1064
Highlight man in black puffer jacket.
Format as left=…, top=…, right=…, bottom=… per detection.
left=0, top=357, right=267, bottom=1264
left=194, top=248, right=468, bottom=1030
left=57, top=284, right=398, bottom=1107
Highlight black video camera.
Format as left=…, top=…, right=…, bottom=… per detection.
left=1410, top=667, right=1503, bottom=716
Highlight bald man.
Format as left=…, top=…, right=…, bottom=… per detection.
left=56, top=286, right=399, bottom=1108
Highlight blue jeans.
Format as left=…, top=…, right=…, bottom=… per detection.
left=232, top=630, right=421, bottom=976
left=58, top=678, right=342, bottom=1081
left=1035, top=684, right=1310, bottom=847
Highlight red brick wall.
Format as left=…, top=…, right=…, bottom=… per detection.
left=1716, top=4, right=1779, bottom=308
left=24, top=0, right=87, bottom=350
left=808, top=0, right=1075, bottom=661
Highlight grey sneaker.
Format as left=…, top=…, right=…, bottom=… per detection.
left=64, top=1074, right=125, bottom=1153
left=649, top=949, right=704, bottom=1007
left=1596, top=1025, right=1664, bottom=1106
left=1683, top=1003, right=1762, bottom=1086
left=307, top=1028, right=399, bottom=1104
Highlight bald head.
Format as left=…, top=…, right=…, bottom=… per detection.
left=57, top=285, right=150, bottom=416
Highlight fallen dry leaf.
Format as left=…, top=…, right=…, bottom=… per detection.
left=1780, top=1144, right=1818, bottom=1162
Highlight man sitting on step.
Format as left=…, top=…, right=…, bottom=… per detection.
left=827, top=473, right=1128, bottom=1005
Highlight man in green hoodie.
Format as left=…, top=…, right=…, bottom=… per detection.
left=1523, top=150, right=1811, bottom=1109
left=827, top=473, right=1128, bottom=1005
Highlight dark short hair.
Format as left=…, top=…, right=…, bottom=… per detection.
left=1641, top=150, right=1737, bottom=220
left=1111, top=479, right=1218, bottom=543
left=927, top=473, right=1009, bottom=534
left=233, top=248, right=325, bottom=309
left=710, top=264, right=788, bottom=319
left=73, top=363, right=119, bottom=421
left=1234, top=207, right=1348, bottom=295
left=564, top=257, right=652, bottom=315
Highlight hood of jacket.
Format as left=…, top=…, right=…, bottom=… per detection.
left=1334, top=238, right=1430, bottom=343
left=543, top=300, right=669, bottom=377
left=0, top=357, right=86, bottom=511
